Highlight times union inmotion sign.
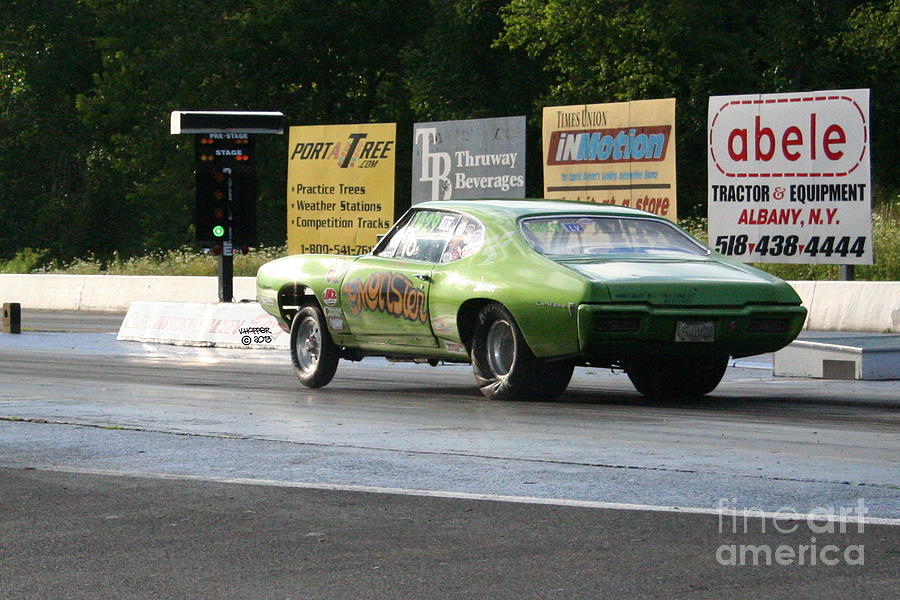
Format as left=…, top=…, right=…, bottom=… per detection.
left=541, top=99, right=678, bottom=221
left=707, top=89, right=872, bottom=264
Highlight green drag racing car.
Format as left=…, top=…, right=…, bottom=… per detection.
left=257, top=199, right=806, bottom=400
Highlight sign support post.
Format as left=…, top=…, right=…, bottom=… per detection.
left=839, top=265, right=855, bottom=281
left=220, top=167, right=235, bottom=302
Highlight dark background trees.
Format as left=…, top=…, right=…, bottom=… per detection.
left=1, top=0, right=896, bottom=262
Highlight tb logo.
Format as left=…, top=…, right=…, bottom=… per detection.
left=415, top=128, right=452, bottom=200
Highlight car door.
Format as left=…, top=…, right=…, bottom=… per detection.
left=339, top=210, right=459, bottom=348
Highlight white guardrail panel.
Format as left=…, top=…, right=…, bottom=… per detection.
left=786, top=281, right=899, bottom=333
left=0, top=274, right=257, bottom=311
left=116, top=300, right=288, bottom=349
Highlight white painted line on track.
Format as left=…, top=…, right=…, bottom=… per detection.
left=731, top=358, right=773, bottom=370
left=25, top=465, right=900, bottom=526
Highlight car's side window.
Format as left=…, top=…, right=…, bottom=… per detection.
left=401, top=211, right=459, bottom=262
left=440, top=216, right=484, bottom=263
left=375, top=214, right=413, bottom=259
left=376, top=210, right=479, bottom=263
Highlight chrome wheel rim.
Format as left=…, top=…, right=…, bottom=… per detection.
left=296, top=317, right=320, bottom=373
left=486, top=319, right=515, bottom=377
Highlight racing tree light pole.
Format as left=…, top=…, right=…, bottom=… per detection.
left=170, top=110, right=284, bottom=302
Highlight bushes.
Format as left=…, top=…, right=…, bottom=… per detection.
left=0, top=248, right=52, bottom=274
left=31, top=245, right=288, bottom=277
left=679, top=200, right=898, bottom=281
left=5, top=202, right=897, bottom=281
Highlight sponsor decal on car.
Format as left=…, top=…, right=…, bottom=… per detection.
left=536, top=301, right=566, bottom=309
left=431, top=316, right=455, bottom=336
left=443, top=340, right=466, bottom=353
left=472, top=281, right=496, bottom=294
left=342, top=272, right=428, bottom=322
left=325, top=261, right=349, bottom=284
left=322, top=287, right=339, bottom=306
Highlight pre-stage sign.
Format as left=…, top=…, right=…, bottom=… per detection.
left=708, top=89, right=872, bottom=264
left=542, top=99, right=677, bottom=221
left=287, top=123, right=396, bottom=255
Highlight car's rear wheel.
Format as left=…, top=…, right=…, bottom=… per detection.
left=290, top=305, right=339, bottom=388
left=626, top=355, right=728, bottom=399
left=531, top=360, right=575, bottom=398
left=471, top=302, right=573, bottom=400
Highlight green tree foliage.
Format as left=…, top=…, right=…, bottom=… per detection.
left=76, top=0, right=248, bottom=255
left=832, top=0, right=900, bottom=194
left=0, top=1, right=98, bottom=258
left=227, top=0, right=431, bottom=217
left=498, top=0, right=898, bottom=213
left=400, top=0, right=549, bottom=196
left=0, top=0, right=896, bottom=264
left=79, top=0, right=433, bottom=251
left=402, top=1, right=545, bottom=120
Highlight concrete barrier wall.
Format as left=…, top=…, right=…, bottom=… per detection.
left=117, top=300, right=289, bottom=349
left=787, top=281, right=899, bottom=333
left=1, top=274, right=898, bottom=332
left=0, top=274, right=257, bottom=312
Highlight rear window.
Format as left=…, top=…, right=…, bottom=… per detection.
left=520, top=216, right=707, bottom=257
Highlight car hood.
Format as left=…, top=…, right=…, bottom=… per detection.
left=559, top=257, right=797, bottom=306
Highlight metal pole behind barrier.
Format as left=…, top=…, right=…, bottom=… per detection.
left=2, top=302, right=21, bottom=334
left=839, top=265, right=855, bottom=281
left=218, top=167, right=235, bottom=303
left=219, top=243, right=234, bottom=303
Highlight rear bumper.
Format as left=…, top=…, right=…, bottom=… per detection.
left=577, top=303, right=807, bottom=360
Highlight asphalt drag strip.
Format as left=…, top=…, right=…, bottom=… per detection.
left=1, top=323, right=898, bottom=597
left=2, top=419, right=898, bottom=521
left=1, top=467, right=897, bottom=600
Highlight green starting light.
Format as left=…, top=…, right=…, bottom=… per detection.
left=212, top=225, right=226, bottom=238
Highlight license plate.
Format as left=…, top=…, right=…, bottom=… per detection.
left=675, top=320, right=715, bottom=342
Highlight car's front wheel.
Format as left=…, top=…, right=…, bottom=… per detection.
left=290, top=305, right=339, bottom=388
left=471, top=302, right=573, bottom=400
left=626, top=355, right=728, bottom=399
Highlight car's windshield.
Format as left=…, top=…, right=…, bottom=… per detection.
left=520, top=215, right=708, bottom=257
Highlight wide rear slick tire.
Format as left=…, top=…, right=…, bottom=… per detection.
left=471, top=302, right=573, bottom=401
left=626, top=355, right=728, bottom=399
left=290, top=306, right=340, bottom=388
